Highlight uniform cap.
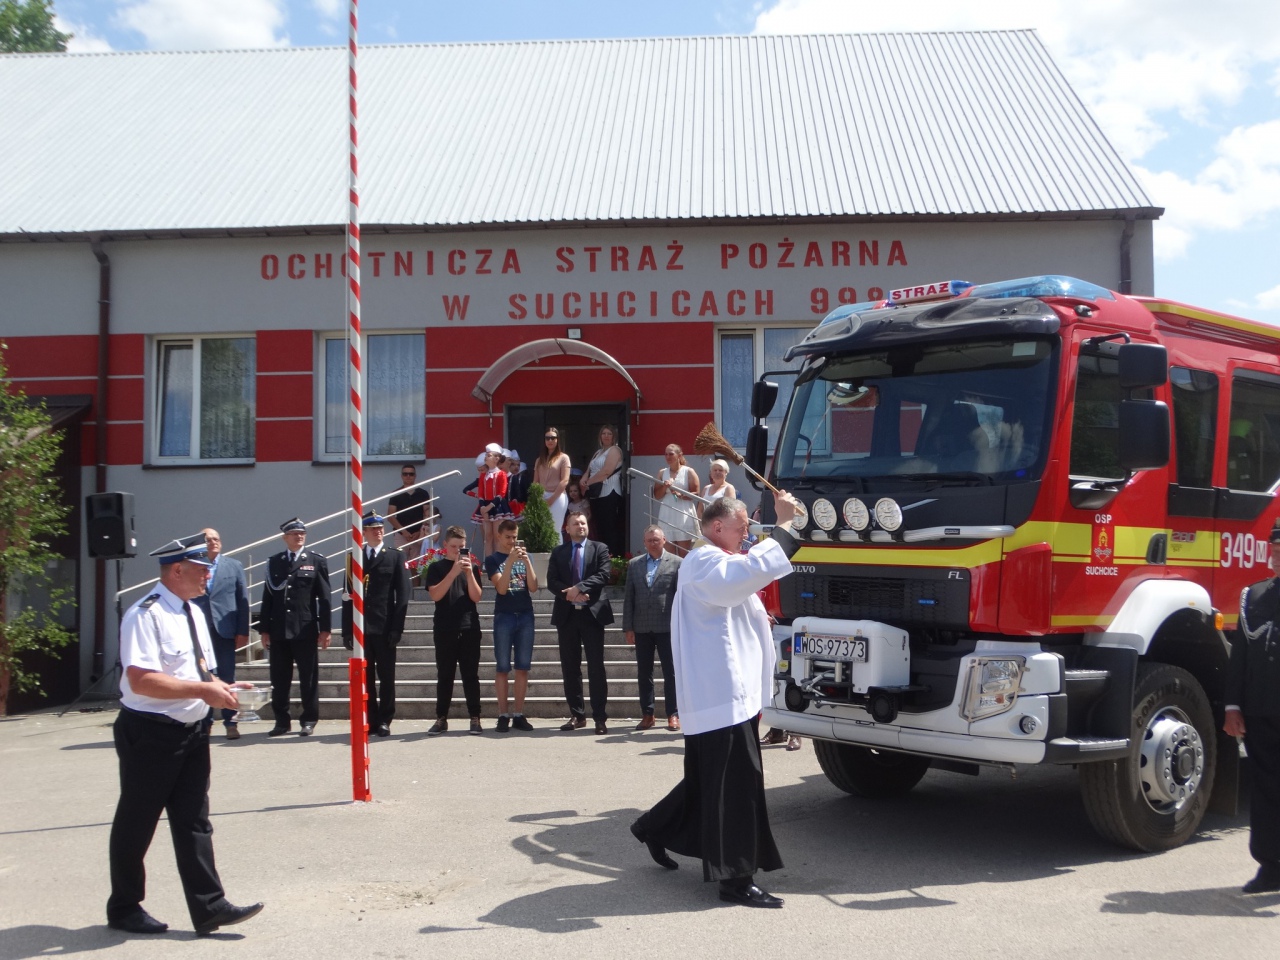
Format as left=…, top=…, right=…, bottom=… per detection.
left=362, top=512, right=385, bottom=527
left=485, top=442, right=503, bottom=455
left=280, top=517, right=306, bottom=533
left=1269, top=522, right=1280, bottom=544
left=150, top=533, right=213, bottom=566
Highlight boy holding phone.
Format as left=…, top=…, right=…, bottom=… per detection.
left=485, top=520, right=539, bottom=731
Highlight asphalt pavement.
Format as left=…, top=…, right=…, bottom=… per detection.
left=1, top=704, right=1276, bottom=960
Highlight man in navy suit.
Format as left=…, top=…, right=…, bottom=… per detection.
left=194, top=528, right=250, bottom=740
left=548, top=512, right=614, bottom=734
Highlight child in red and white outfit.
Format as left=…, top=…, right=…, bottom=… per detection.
left=465, top=443, right=508, bottom=559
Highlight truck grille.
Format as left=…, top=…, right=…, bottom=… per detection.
left=783, top=566, right=970, bottom=629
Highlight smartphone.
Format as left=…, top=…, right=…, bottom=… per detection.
left=516, top=539, right=525, bottom=550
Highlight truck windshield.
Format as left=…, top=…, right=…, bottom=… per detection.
left=774, top=338, right=1057, bottom=482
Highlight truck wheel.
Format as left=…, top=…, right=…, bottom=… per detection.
left=813, top=739, right=931, bottom=798
left=1079, top=662, right=1216, bottom=852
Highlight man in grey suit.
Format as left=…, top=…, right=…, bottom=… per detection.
left=624, top=524, right=681, bottom=731
left=194, top=528, right=250, bottom=740
left=548, top=512, right=615, bottom=734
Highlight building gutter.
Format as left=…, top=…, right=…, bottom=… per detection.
left=1118, top=215, right=1135, bottom=295
left=88, top=238, right=110, bottom=680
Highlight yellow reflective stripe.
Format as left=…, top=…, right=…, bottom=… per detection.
left=1141, top=299, right=1280, bottom=343
left=1051, top=614, right=1115, bottom=626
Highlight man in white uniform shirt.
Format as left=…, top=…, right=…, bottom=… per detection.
left=106, top=534, right=263, bottom=936
left=630, top=491, right=798, bottom=908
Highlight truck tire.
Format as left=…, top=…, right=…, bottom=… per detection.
left=813, top=740, right=931, bottom=798
left=1079, top=662, right=1217, bottom=852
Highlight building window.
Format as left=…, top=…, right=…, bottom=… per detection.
left=717, top=326, right=808, bottom=450
left=321, top=333, right=424, bottom=459
left=154, top=337, right=255, bottom=462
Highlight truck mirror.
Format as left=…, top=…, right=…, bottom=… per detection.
left=751, top=380, right=779, bottom=419
left=745, top=424, right=769, bottom=485
left=1118, top=343, right=1167, bottom=390
left=1118, top=399, right=1170, bottom=471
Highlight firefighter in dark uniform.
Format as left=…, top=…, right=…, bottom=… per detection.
left=106, top=534, right=263, bottom=936
left=257, top=517, right=332, bottom=736
left=1226, top=522, right=1280, bottom=894
left=342, top=512, right=411, bottom=737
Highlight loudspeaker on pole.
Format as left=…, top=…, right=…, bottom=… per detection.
left=86, top=491, right=137, bottom=559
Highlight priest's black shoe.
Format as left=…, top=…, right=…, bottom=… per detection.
left=630, top=821, right=678, bottom=870
left=1242, top=864, right=1280, bottom=894
left=195, top=901, right=264, bottom=936
left=267, top=723, right=291, bottom=737
left=719, top=880, right=784, bottom=908
left=107, top=909, right=168, bottom=934
left=373, top=723, right=391, bottom=737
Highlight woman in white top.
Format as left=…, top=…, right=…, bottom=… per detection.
left=534, top=427, right=572, bottom=544
left=652, top=443, right=700, bottom=556
left=699, top=458, right=736, bottom=519
left=581, top=424, right=625, bottom=555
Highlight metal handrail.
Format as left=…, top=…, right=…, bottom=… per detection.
left=628, top=466, right=710, bottom=543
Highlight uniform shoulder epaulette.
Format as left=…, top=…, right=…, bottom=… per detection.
left=139, top=593, right=161, bottom=608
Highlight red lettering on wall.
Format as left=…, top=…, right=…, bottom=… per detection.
left=315, top=253, right=333, bottom=278
left=369, top=251, right=385, bottom=277
left=611, top=246, right=629, bottom=271
left=589, top=291, right=609, bottom=318
left=698, top=291, right=719, bottom=316
left=475, top=249, right=492, bottom=275
left=755, top=289, right=774, bottom=316
left=888, top=240, right=907, bottom=266
left=442, top=295, right=470, bottom=321
left=859, top=240, right=878, bottom=266
left=721, top=244, right=739, bottom=269
left=287, top=253, right=305, bottom=279
left=638, top=246, right=658, bottom=271
left=448, top=250, right=466, bottom=275
left=584, top=247, right=602, bottom=272
left=508, top=293, right=527, bottom=319
left=394, top=251, right=412, bottom=276
left=501, top=249, right=521, bottom=274
left=618, top=291, right=636, bottom=317
left=727, top=290, right=746, bottom=316
left=556, top=247, right=574, bottom=273
left=672, top=290, right=690, bottom=316
left=831, top=241, right=850, bottom=267
left=748, top=243, right=767, bottom=269
left=536, top=294, right=555, bottom=319
left=564, top=292, right=581, bottom=319
left=261, top=254, right=279, bottom=280
left=804, top=241, right=823, bottom=267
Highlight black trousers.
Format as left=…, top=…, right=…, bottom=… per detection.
left=632, top=715, right=783, bottom=882
left=107, top=710, right=226, bottom=926
left=365, top=633, right=398, bottom=726
left=591, top=492, right=625, bottom=557
left=434, top=625, right=482, bottom=719
left=635, top=631, right=677, bottom=717
left=210, top=633, right=237, bottom=726
left=558, top=608, right=608, bottom=721
left=1244, top=714, right=1280, bottom=866
left=267, top=628, right=320, bottom=725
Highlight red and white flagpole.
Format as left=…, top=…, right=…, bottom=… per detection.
left=345, top=0, right=371, bottom=802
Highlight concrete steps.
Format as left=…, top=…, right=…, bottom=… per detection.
left=237, top=587, right=673, bottom=720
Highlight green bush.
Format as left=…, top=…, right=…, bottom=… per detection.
left=519, top=483, right=560, bottom=553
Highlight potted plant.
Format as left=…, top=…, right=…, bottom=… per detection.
left=518, top=482, right=559, bottom=590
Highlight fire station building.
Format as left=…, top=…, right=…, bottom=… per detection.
left=0, top=31, right=1159, bottom=700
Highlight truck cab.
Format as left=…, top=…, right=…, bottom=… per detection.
left=754, top=275, right=1280, bottom=851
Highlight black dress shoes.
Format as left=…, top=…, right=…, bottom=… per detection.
left=372, top=723, right=390, bottom=737
left=560, top=716, right=586, bottom=731
left=630, top=821, right=678, bottom=870
left=267, top=723, right=291, bottom=737
left=719, top=880, right=784, bottom=908
left=595, top=721, right=608, bottom=735
left=1242, top=863, right=1280, bottom=894
left=107, top=909, right=168, bottom=934
left=195, top=901, right=264, bottom=936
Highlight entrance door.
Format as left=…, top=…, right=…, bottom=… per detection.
left=507, top=403, right=629, bottom=541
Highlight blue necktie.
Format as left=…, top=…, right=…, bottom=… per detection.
left=572, top=542, right=583, bottom=581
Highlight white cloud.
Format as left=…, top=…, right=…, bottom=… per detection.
left=1257, top=283, right=1280, bottom=311
left=310, top=0, right=343, bottom=16
left=55, top=15, right=114, bottom=52
left=115, top=0, right=289, bottom=50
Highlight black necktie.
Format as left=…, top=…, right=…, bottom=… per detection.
left=183, top=601, right=214, bottom=682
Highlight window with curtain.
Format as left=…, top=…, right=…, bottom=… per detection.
left=718, top=326, right=807, bottom=451
left=154, top=337, right=255, bottom=461
left=323, top=333, right=424, bottom=459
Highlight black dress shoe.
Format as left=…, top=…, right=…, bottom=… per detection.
left=595, top=721, right=608, bottom=735
left=1242, top=864, right=1280, bottom=894
left=267, top=724, right=291, bottom=737
left=560, top=716, right=586, bottom=731
left=107, top=909, right=168, bottom=934
left=373, top=723, right=390, bottom=737
left=195, top=901, right=264, bottom=936
left=630, top=821, right=678, bottom=870
left=719, top=881, right=784, bottom=908
left=298, top=722, right=315, bottom=737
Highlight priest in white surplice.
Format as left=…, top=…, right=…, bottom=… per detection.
left=630, top=491, right=798, bottom=909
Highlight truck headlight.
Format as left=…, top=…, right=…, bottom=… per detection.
left=961, top=656, right=1025, bottom=721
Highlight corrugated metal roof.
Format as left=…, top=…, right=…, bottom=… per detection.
left=0, top=31, right=1158, bottom=238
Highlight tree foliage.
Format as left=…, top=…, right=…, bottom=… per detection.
left=518, top=483, right=560, bottom=553
left=0, top=0, right=70, bottom=53
left=0, top=343, right=75, bottom=714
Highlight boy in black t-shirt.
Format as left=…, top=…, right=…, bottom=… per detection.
left=424, top=526, right=484, bottom=735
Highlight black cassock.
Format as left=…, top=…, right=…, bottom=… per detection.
left=632, top=714, right=782, bottom=882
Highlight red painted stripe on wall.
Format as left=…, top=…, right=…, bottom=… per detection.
left=256, top=420, right=312, bottom=462
left=256, top=374, right=313, bottom=419
left=257, top=330, right=314, bottom=373
left=0, top=335, right=98, bottom=378
left=109, top=334, right=145, bottom=377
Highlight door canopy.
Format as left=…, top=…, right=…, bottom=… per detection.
left=471, top=338, right=642, bottom=426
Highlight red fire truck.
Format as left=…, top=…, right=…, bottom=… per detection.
left=750, top=275, right=1280, bottom=851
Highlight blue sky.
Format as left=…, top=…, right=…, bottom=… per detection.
left=52, top=0, right=1280, bottom=321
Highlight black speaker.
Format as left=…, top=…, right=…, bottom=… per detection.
left=86, top=492, right=137, bottom=559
